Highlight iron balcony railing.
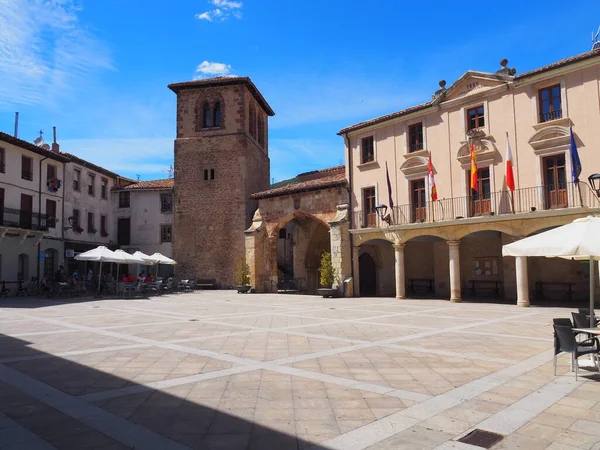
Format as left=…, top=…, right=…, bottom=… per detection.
left=353, top=182, right=600, bottom=230
left=0, top=208, right=50, bottom=231
left=540, top=109, right=562, bottom=123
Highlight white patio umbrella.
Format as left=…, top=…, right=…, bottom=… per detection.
left=75, top=246, right=127, bottom=294
left=132, top=251, right=156, bottom=265
left=114, top=250, right=147, bottom=282
left=503, top=216, right=600, bottom=327
left=149, top=253, right=177, bottom=278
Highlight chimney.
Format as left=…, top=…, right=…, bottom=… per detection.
left=14, top=112, right=19, bottom=138
left=51, top=126, right=60, bottom=153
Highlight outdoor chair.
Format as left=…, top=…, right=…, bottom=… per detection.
left=572, top=312, right=597, bottom=340
left=162, top=278, right=174, bottom=293
left=553, top=324, right=599, bottom=380
left=578, top=308, right=600, bottom=326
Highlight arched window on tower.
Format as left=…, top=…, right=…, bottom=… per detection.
left=203, top=103, right=212, bottom=128
left=204, top=169, right=209, bottom=180
left=213, top=102, right=221, bottom=127
left=249, top=103, right=256, bottom=139
left=257, top=115, right=265, bottom=146
left=210, top=169, right=215, bottom=180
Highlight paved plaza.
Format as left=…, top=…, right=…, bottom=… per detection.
left=0, top=292, right=598, bottom=449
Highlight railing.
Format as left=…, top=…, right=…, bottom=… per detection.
left=353, top=182, right=600, bottom=230
left=540, top=109, right=562, bottom=123
left=0, top=208, right=49, bottom=231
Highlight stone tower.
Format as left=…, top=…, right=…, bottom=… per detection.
left=168, top=77, right=274, bottom=286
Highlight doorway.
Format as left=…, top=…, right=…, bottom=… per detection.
left=543, top=154, right=568, bottom=209
left=359, top=253, right=377, bottom=296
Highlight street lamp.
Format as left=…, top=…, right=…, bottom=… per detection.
left=63, top=216, right=77, bottom=231
left=588, top=174, right=600, bottom=197
left=375, top=204, right=392, bottom=225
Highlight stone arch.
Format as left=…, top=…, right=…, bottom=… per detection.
left=270, top=211, right=330, bottom=238
left=357, top=238, right=395, bottom=297
left=453, top=223, right=519, bottom=240
left=456, top=139, right=499, bottom=169
left=400, top=156, right=428, bottom=177
left=528, top=125, right=570, bottom=151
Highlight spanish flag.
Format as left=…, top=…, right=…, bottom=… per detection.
left=470, top=142, right=478, bottom=192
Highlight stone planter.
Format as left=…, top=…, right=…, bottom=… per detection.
left=236, top=285, right=251, bottom=294
left=316, top=288, right=337, bottom=298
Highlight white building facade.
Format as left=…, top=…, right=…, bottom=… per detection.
left=0, top=132, right=69, bottom=285
left=113, top=179, right=174, bottom=278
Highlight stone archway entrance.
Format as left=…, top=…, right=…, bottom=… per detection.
left=272, top=214, right=331, bottom=294
left=359, top=253, right=377, bottom=296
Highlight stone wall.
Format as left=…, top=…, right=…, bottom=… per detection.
left=173, top=83, right=270, bottom=286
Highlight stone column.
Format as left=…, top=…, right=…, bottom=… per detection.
left=448, top=240, right=461, bottom=303
left=515, top=256, right=530, bottom=307
left=393, top=243, right=406, bottom=299
left=352, top=246, right=360, bottom=297
left=329, top=204, right=352, bottom=296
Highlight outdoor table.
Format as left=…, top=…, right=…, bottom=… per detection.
left=573, top=328, right=600, bottom=335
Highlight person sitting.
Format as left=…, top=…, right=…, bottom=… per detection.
left=137, top=272, right=145, bottom=284
left=127, top=274, right=136, bottom=283
left=144, top=274, right=153, bottom=282
left=121, top=274, right=129, bottom=282
left=40, top=274, right=51, bottom=297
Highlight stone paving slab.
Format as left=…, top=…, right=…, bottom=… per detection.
left=0, top=292, right=597, bottom=450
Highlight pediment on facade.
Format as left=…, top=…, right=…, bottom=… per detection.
left=441, top=72, right=510, bottom=103
left=400, top=155, right=428, bottom=177
left=528, top=124, right=571, bottom=154
left=456, top=139, right=500, bottom=169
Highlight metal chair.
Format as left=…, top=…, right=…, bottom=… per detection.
left=553, top=324, right=599, bottom=380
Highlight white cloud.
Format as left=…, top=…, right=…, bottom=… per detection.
left=195, top=11, right=212, bottom=21
left=195, top=0, right=243, bottom=22
left=0, top=0, right=113, bottom=109
left=194, top=61, right=233, bottom=79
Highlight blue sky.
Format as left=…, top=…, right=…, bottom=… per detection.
left=1, top=0, right=599, bottom=183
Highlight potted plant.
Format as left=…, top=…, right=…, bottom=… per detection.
left=316, top=251, right=339, bottom=298
left=235, top=256, right=251, bottom=293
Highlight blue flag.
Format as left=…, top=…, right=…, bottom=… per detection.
left=385, top=161, right=394, bottom=209
left=570, top=127, right=582, bottom=185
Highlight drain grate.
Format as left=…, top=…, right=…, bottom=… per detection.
left=457, top=429, right=504, bottom=448
left=189, top=319, right=199, bottom=322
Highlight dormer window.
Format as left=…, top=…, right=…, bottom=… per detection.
left=467, top=105, right=485, bottom=131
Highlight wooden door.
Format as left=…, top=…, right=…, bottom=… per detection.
left=411, top=179, right=426, bottom=223
left=543, top=155, right=568, bottom=209
left=471, top=168, right=491, bottom=216
left=363, top=187, right=376, bottom=227
left=45, top=199, right=56, bottom=228
left=20, top=194, right=33, bottom=229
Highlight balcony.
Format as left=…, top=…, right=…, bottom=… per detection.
left=539, top=109, right=562, bottom=123
left=353, top=182, right=600, bottom=230
left=0, top=208, right=49, bottom=232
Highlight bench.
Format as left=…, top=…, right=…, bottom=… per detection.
left=195, top=279, right=216, bottom=290
left=468, top=280, right=502, bottom=297
left=534, top=281, right=574, bottom=301
left=407, top=278, right=435, bottom=295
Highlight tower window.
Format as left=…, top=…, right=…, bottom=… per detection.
left=249, top=104, right=256, bottom=139
left=203, top=103, right=211, bottom=128
left=204, top=169, right=209, bottom=180
left=258, top=115, right=265, bottom=146
left=210, top=169, right=215, bottom=180
left=213, top=102, right=221, bottom=127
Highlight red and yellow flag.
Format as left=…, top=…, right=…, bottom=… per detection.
left=470, top=142, right=478, bottom=192
left=427, top=155, right=437, bottom=201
